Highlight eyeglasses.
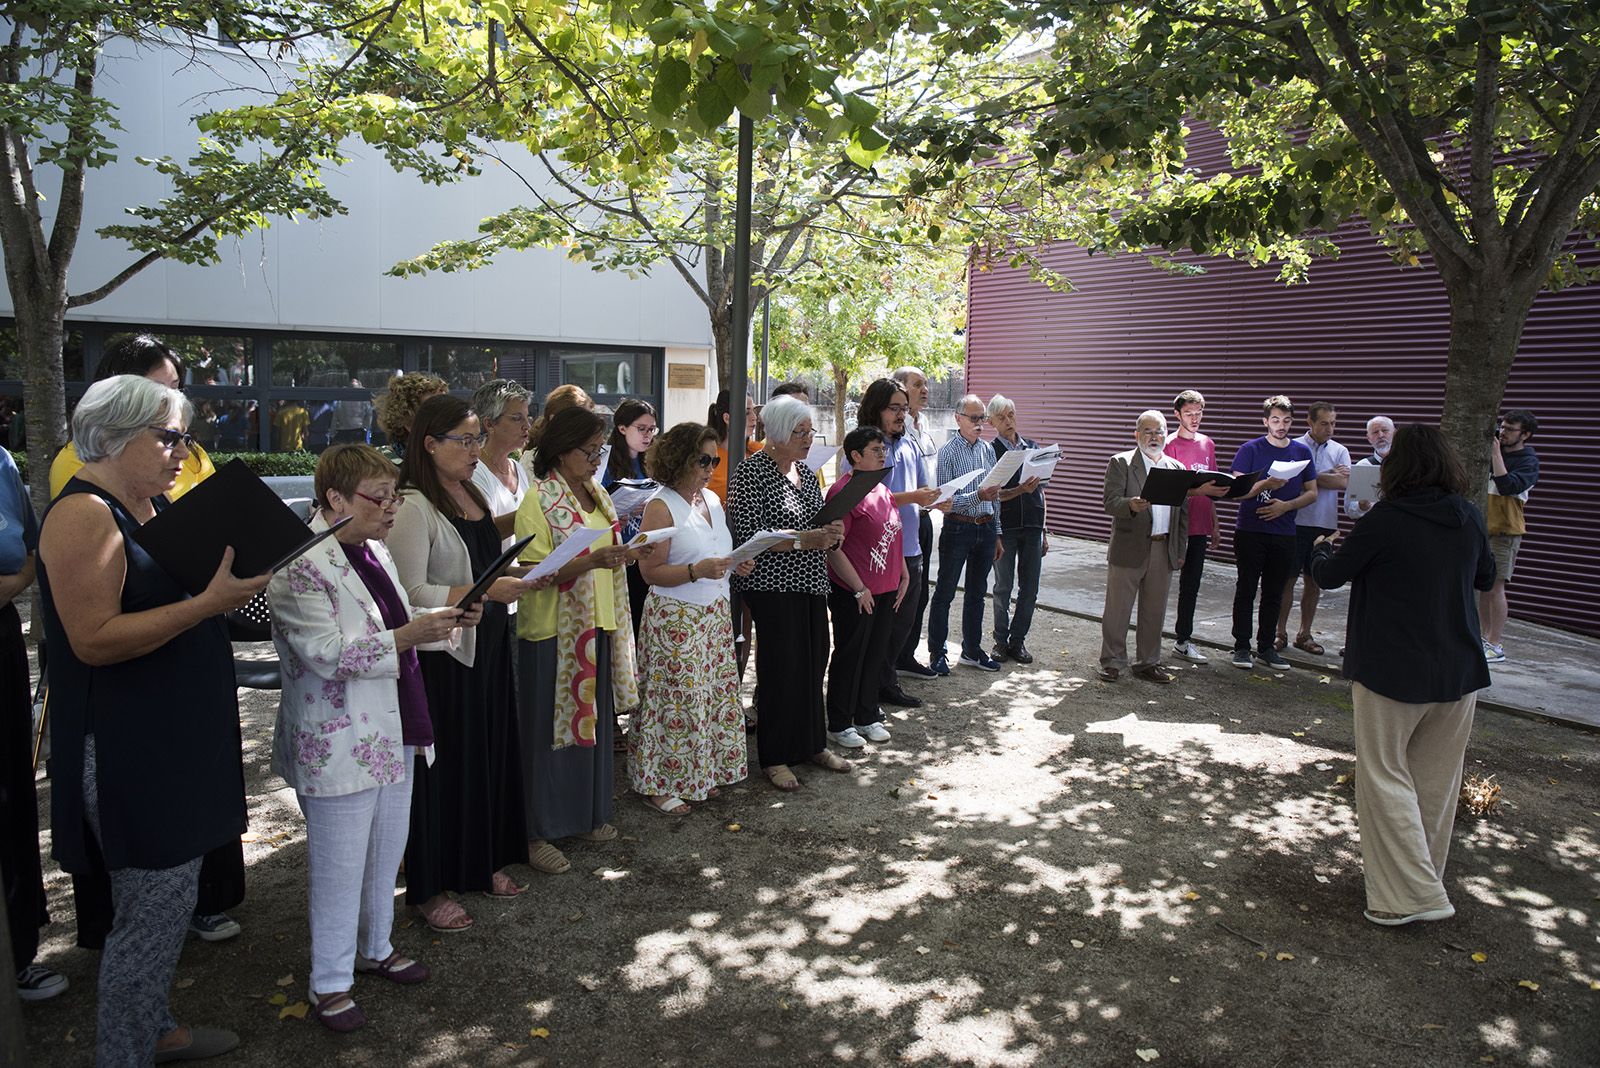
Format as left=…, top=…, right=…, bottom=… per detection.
left=627, top=423, right=659, bottom=437
left=957, top=412, right=988, bottom=423
left=696, top=453, right=722, bottom=470
left=790, top=427, right=816, bottom=440
left=352, top=490, right=405, bottom=510
left=580, top=444, right=605, bottom=462
left=146, top=426, right=196, bottom=451
left=886, top=404, right=910, bottom=414
left=435, top=432, right=488, bottom=448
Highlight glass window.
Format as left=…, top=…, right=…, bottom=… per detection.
left=271, top=338, right=401, bottom=390
left=107, top=331, right=250, bottom=386
left=561, top=350, right=652, bottom=405
left=191, top=398, right=260, bottom=453
left=419, top=342, right=536, bottom=392
left=0, top=326, right=86, bottom=381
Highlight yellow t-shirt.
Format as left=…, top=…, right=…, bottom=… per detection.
left=514, top=492, right=618, bottom=642
left=49, top=439, right=216, bottom=500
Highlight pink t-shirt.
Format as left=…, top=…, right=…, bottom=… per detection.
left=826, top=475, right=904, bottom=595
left=1164, top=433, right=1217, bottom=536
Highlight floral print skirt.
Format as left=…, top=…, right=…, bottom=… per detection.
left=628, top=593, right=748, bottom=801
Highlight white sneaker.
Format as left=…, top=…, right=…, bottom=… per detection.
left=857, top=721, right=891, bottom=743
left=827, top=728, right=866, bottom=749
left=1173, top=641, right=1207, bottom=663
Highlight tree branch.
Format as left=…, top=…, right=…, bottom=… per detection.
left=1465, top=32, right=1503, bottom=261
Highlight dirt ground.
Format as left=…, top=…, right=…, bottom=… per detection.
left=17, top=608, right=1600, bottom=1067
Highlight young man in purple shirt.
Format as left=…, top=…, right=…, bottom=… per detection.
left=1229, top=396, right=1318, bottom=670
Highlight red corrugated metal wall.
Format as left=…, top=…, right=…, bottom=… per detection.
left=965, top=226, right=1600, bottom=637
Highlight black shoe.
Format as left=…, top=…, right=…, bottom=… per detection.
left=990, top=644, right=1010, bottom=662
left=879, top=686, right=923, bottom=708
left=1009, top=643, right=1033, bottom=664
left=896, top=660, right=938, bottom=679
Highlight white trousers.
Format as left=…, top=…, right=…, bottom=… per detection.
left=1352, top=684, right=1476, bottom=915
left=298, top=748, right=414, bottom=994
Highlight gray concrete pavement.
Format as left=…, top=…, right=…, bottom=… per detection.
left=967, top=532, right=1599, bottom=731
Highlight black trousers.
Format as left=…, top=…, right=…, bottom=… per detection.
left=896, top=511, right=935, bottom=667
left=826, top=587, right=895, bottom=731
left=745, top=591, right=828, bottom=768
left=1174, top=534, right=1210, bottom=643
left=2, top=602, right=47, bottom=971
left=1232, top=530, right=1295, bottom=654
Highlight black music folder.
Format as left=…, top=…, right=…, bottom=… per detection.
left=132, top=459, right=347, bottom=595
left=1140, top=467, right=1264, bottom=507
left=810, top=465, right=892, bottom=527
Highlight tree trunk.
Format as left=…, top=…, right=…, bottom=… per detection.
left=1438, top=276, right=1538, bottom=513
left=832, top=361, right=849, bottom=445
left=16, top=303, right=68, bottom=520
left=710, top=302, right=734, bottom=392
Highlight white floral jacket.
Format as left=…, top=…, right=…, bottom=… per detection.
left=268, top=514, right=432, bottom=797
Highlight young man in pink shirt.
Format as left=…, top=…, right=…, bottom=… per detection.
left=1162, top=390, right=1217, bottom=663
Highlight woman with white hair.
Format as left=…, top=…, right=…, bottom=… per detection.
left=727, top=395, right=847, bottom=791
left=469, top=378, right=534, bottom=546
left=37, top=374, right=270, bottom=1064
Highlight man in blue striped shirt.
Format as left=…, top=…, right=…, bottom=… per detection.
left=928, top=394, right=1007, bottom=673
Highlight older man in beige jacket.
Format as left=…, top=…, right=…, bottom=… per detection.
left=1099, top=410, right=1209, bottom=684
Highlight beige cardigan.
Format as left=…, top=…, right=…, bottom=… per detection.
left=386, top=489, right=477, bottom=667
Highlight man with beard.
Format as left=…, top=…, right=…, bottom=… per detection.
left=1345, top=416, right=1396, bottom=519
left=1229, top=396, right=1317, bottom=671
left=1098, top=410, right=1227, bottom=683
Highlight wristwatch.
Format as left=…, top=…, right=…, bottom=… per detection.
left=791, top=536, right=803, bottom=551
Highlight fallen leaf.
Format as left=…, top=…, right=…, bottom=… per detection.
left=1313, top=718, right=1323, bottom=724
left=1471, top=952, right=1488, bottom=963
left=927, top=793, right=938, bottom=800
left=1169, top=976, right=1181, bottom=984
left=1419, top=1023, right=1444, bottom=1030
left=725, top=823, right=741, bottom=833
left=175, top=978, right=194, bottom=989
left=567, top=911, right=584, bottom=922
left=1315, top=763, right=1333, bottom=771
left=1184, top=694, right=1196, bottom=700
left=241, top=832, right=261, bottom=843
left=267, top=993, right=288, bottom=1006
left=576, top=976, right=602, bottom=992
left=64, top=1030, right=75, bottom=1043
left=1070, top=939, right=1086, bottom=949
left=1276, top=952, right=1295, bottom=961
left=1335, top=774, right=1350, bottom=785
left=1256, top=951, right=1268, bottom=960
left=848, top=954, right=862, bottom=963
left=1317, top=675, right=1331, bottom=685
left=1518, top=979, right=1539, bottom=991
left=275, top=974, right=294, bottom=987
left=1314, top=875, right=1330, bottom=884
left=1136, top=1049, right=1160, bottom=1062
left=278, top=1002, right=308, bottom=1021
left=1183, top=891, right=1200, bottom=901
left=915, top=946, right=930, bottom=955
left=1589, top=979, right=1599, bottom=990
left=530, top=1027, right=551, bottom=1039
left=888, top=787, right=902, bottom=799
left=1292, top=731, right=1306, bottom=737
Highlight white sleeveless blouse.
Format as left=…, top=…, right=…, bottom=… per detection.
left=651, top=487, right=732, bottom=607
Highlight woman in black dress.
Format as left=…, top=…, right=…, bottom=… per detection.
left=38, top=374, right=269, bottom=1063
left=388, top=394, right=541, bottom=932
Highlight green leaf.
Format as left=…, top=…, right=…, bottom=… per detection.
left=646, top=17, right=684, bottom=45
left=695, top=82, right=735, bottom=130
left=652, top=58, right=693, bottom=116
left=844, top=126, right=889, bottom=168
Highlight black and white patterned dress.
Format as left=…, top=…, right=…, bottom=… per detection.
left=727, top=449, right=830, bottom=768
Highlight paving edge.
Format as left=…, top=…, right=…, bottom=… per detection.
left=1016, top=596, right=1600, bottom=737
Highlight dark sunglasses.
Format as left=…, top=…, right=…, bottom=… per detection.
left=696, top=453, right=722, bottom=470
left=146, top=426, right=197, bottom=451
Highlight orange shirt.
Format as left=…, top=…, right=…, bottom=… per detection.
left=709, top=438, right=761, bottom=501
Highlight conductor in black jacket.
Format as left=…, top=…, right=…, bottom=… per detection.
left=1310, top=424, right=1494, bottom=928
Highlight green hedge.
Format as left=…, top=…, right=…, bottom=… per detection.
left=209, top=451, right=320, bottom=477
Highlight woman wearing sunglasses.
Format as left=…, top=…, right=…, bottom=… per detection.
left=388, top=395, right=539, bottom=933
left=37, top=375, right=269, bottom=1063
left=514, top=407, right=655, bottom=871
left=627, top=422, right=756, bottom=815
left=268, top=444, right=474, bottom=1030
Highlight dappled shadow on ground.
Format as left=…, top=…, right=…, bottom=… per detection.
left=20, top=617, right=1600, bottom=1067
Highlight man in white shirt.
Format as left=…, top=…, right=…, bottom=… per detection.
left=1343, top=416, right=1394, bottom=519
left=1278, top=402, right=1351, bottom=655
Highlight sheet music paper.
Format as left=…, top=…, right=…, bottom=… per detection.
left=729, top=529, right=796, bottom=565
left=931, top=468, right=983, bottom=507
left=977, top=448, right=1027, bottom=491
left=522, top=526, right=607, bottom=581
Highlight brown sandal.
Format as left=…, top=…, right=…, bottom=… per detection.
left=765, top=765, right=801, bottom=791
left=527, top=841, right=570, bottom=874
left=1274, top=634, right=1288, bottom=651
left=1293, top=634, right=1326, bottom=656
left=810, top=750, right=852, bottom=773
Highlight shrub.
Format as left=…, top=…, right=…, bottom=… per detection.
left=209, top=451, right=319, bottom=477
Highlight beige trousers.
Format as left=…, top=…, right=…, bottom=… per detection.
left=1099, top=538, right=1173, bottom=671
left=1352, top=681, right=1477, bottom=915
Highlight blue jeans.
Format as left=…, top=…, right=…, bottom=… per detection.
left=929, top=519, right=998, bottom=660
left=991, top=527, right=1043, bottom=649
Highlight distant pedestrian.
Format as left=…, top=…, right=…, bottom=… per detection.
left=1310, top=425, right=1494, bottom=927
left=1478, top=410, right=1539, bottom=665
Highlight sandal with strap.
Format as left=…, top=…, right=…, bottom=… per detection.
left=1293, top=634, right=1326, bottom=656
left=765, top=765, right=801, bottom=792
left=1274, top=634, right=1288, bottom=651
left=580, top=823, right=618, bottom=842
left=644, top=795, right=692, bottom=816
left=308, top=991, right=366, bottom=1033
left=705, top=787, right=721, bottom=800
left=810, top=750, right=852, bottom=773
left=355, top=952, right=430, bottom=985
left=416, top=898, right=473, bottom=934
left=485, top=870, right=526, bottom=897
left=527, top=840, right=571, bottom=874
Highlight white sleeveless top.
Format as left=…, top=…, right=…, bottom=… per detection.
left=652, top=486, right=732, bottom=607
